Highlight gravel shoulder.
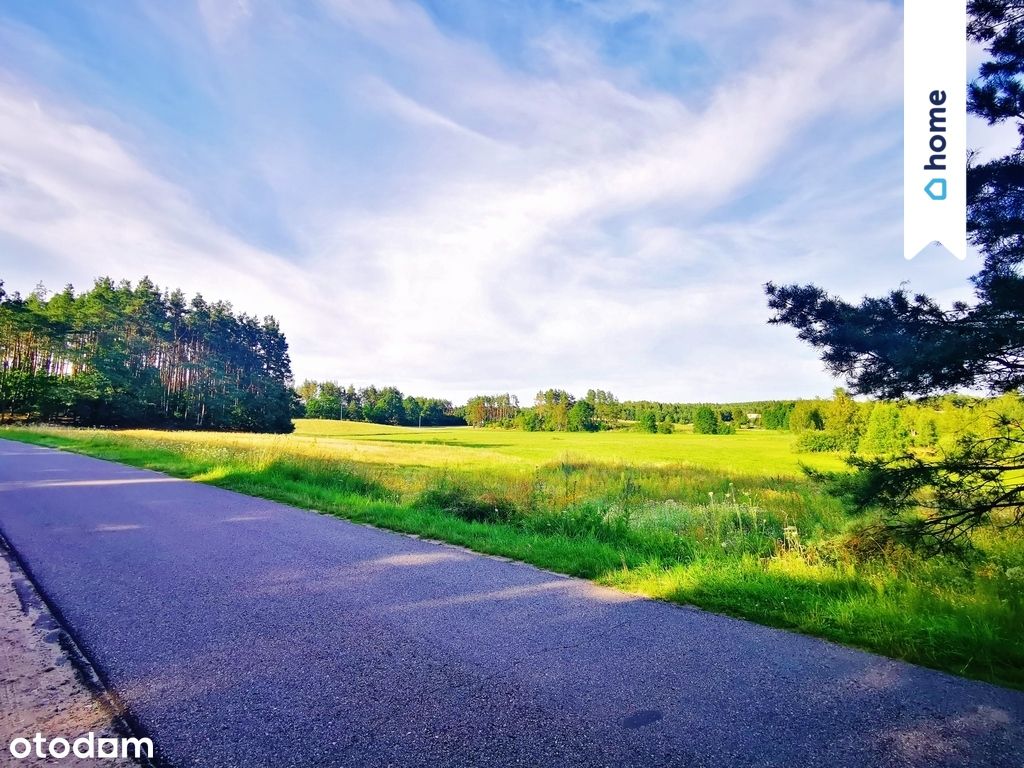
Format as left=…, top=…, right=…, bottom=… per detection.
left=0, top=543, right=139, bottom=767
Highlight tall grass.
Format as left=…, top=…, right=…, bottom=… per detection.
left=3, top=423, right=1022, bottom=689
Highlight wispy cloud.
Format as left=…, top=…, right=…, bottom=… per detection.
left=0, top=80, right=331, bottom=342
left=0, top=0, right=972, bottom=402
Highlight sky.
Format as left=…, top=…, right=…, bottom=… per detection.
left=0, top=0, right=1004, bottom=404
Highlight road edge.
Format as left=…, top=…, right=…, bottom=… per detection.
left=0, top=531, right=167, bottom=768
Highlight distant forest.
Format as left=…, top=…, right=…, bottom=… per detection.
left=6, top=277, right=1018, bottom=452
left=298, top=383, right=1024, bottom=458
left=296, top=380, right=463, bottom=427
left=293, top=383, right=784, bottom=432
left=0, top=278, right=295, bottom=432
left=460, top=389, right=793, bottom=434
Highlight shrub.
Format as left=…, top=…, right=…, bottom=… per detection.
left=693, top=406, right=719, bottom=434
left=694, top=406, right=734, bottom=434
left=639, top=411, right=658, bottom=433
left=517, top=410, right=542, bottom=431
left=567, top=400, right=598, bottom=432
left=795, top=430, right=848, bottom=453
left=860, top=403, right=910, bottom=454
left=415, top=478, right=517, bottom=523
left=790, top=401, right=825, bottom=433
left=762, top=402, right=794, bottom=430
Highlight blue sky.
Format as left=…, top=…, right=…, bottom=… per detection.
left=0, top=0, right=990, bottom=403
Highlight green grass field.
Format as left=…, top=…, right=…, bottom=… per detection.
left=292, top=418, right=849, bottom=473
left=3, top=420, right=1023, bottom=689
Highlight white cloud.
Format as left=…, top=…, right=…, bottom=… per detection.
left=0, top=0, right=946, bottom=404
left=299, top=0, right=909, bottom=399
left=0, top=81, right=333, bottom=346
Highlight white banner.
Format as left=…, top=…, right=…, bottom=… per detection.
left=904, top=0, right=967, bottom=260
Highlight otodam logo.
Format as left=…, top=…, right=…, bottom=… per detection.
left=923, top=89, right=948, bottom=201
left=8, top=732, right=154, bottom=761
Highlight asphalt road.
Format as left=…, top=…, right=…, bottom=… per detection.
left=0, top=438, right=1022, bottom=768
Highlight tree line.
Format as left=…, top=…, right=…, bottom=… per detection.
left=788, top=389, right=1024, bottom=455
left=0, top=279, right=830, bottom=439
left=454, top=388, right=798, bottom=434
left=450, top=387, right=1023, bottom=450
left=0, top=277, right=295, bottom=432
left=295, top=380, right=462, bottom=427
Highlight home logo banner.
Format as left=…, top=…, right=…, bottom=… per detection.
left=904, top=0, right=967, bottom=260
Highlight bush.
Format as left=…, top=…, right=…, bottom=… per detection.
left=762, top=402, right=794, bottom=430
left=567, top=400, right=598, bottom=432
left=517, top=410, right=542, bottom=431
left=861, top=403, right=910, bottom=454
left=415, top=478, right=517, bottom=523
left=639, top=411, right=658, bottom=433
left=693, top=406, right=719, bottom=434
left=795, top=430, right=848, bottom=453
left=694, top=406, right=734, bottom=434
left=790, top=401, right=825, bottom=433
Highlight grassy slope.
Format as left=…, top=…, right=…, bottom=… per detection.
left=2, top=421, right=1022, bottom=689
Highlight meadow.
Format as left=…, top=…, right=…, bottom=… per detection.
left=3, top=420, right=1022, bottom=689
